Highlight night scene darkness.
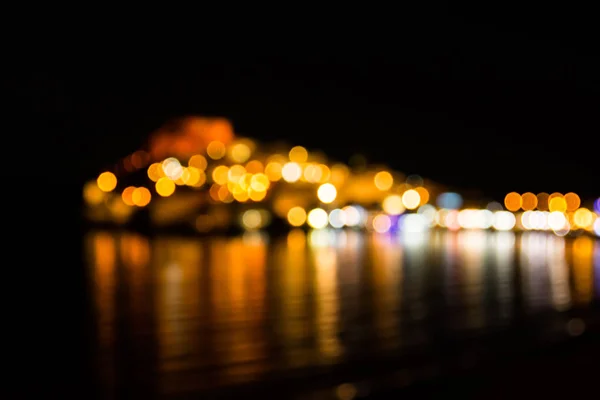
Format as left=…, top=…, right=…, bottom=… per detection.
left=6, top=6, right=600, bottom=399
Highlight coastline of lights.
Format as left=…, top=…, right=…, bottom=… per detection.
left=84, top=116, right=600, bottom=238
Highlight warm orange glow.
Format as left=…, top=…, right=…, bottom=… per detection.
left=521, top=192, right=537, bottom=211
left=132, top=187, right=151, bottom=207
left=289, top=146, right=308, bottom=163
left=207, top=141, right=226, bottom=160
left=504, top=192, right=522, bottom=212
left=148, top=117, right=234, bottom=160
left=374, top=171, right=393, bottom=191
left=83, top=181, right=105, bottom=205
left=245, top=160, right=264, bottom=174
left=121, top=186, right=136, bottom=206
left=415, top=187, right=430, bottom=205
left=564, top=192, right=581, bottom=212
left=212, top=165, right=229, bottom=185
left=287, top=206, right=307, bottom=227
left=97, top=172, right=117, bottom=192
left=188, top=154, right=208, bottom=170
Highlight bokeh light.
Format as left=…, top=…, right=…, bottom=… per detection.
left=493, top=211, right=516, bottom=231
left=132, top=187, right=151, bottom=207
left=188, top=154, right=208, bottom=170
left=402, top=189, right=421, bottom=210
left=373, top=171, right=393, bottom=191
left=121, top=186, right=136, bottom=206
left=307, top=208, right=329, bottom=229
left=155, top=177, right=176, bottom=197
left=287, top=206, right=307, bottom=227
left=289, top=146, right=308, bottom=163
left=97, top=172, right=117, bottom=192
left=162, top=157, right=183, bottom=180
left=207, top=141, right=226, bottom=160
left=282, top=162, right=302, bottom=183
left=564, top=192, right=581, bottom=212
left=328, top=209, right=346, bottom=228
left=549, top=196, right=567, bottom=213
left=504, top=192, right=521, bottom=212
left=521, top=192, right=537, bottom=211
left=372, top=214, right=391, bottom=233
left=382, top=195, right=405, bottom=215
left=437, top=192, right=463, bottom=209
left=317, top=183, right=337, bottom=204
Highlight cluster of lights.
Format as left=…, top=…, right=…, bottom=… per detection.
left=83, top=118, right=599, bottom=238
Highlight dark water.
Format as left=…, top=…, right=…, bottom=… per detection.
left=83, top=229, right=600, bottom=398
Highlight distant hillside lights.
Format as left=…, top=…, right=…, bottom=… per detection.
left=82, top=117, right=599, bottom=238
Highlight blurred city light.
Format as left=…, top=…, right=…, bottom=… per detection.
left=83, top=116, right=598, bottom=239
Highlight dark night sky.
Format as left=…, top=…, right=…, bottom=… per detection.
left=6, top=7, right=600, bottom=203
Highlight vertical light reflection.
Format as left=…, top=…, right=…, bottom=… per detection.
left=398, top=230, right=429, bottom=346
left=211, top=236, right=267, bottom=384
left=595, top=241, right=600, bottom=300
left=493, top=231, right=515, bottom=322
left=547, top=234, right=571, bottom=311
left=154, top=238, right=202, bottom=374
left=311, top=231, right=343, bottom=362
left=457, top=230, right=486, bottom=330
left=278, top=229, right=311, bottom=368
left=119, top=233, right=151, bottom=331
left=88, top=232, right=117, bottom=351
left=86, top=231, right=117, bottom=392
left=570, top=236, right=594, bottom=306
left=370, top=231, right=402, bottom=350
left=519, top=233, right=552, bottom=312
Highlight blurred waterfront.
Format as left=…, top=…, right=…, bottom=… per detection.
left=84, top=229, right=600, bottom=398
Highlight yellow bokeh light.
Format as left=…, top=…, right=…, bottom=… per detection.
left=303, top=163, right=323, bottom=183
left=121, top=186, right=136, bottom=206
left=155, top=177, right=176, bottom=197
left=97, top=171, right=117, bottom=192
left=132, top=187, right=151, bottom=207
left=245, top=160, right=264, bottom=174
left=521, top=192, right=538, bottom=211
left=250, top=173, right=270, bottom=192
left=317, top=183, right=337, bottom=204
left=372, top=214, right=391, bottom=233
left=307, top=208, right=328, bottom=229
left=287, top=206, right=307, bottom=227
left=564, top=192, right=581, bottom=212
left=185, top=167, right=206, bottom=187
left=265, top=162, right=283, bottom=181
left=228, top=165, right=246, bottom=183
left=415, top=187, right=430, bottom=205
left=574, top=208, right=593, bottom=229
left=382, top=194, right=405, bottom=215
left=230, top=142, right=252, bottom=163
left=289, top=146, right=308, bottom=163
left=233, top=188, right=249, bottom=202
left=402, top=189, right=421, bottom=210
left=147, top=163, right=164, bottom=182
left=83, top=181, right=105, bottom=205
left=374, top=171, right=393, bottom=191
left=282, top=162, right=302, bottom=182
left=318, top=164, right=331, bottom=183
left=242, top=209, right=262, bottom=230
left=212, top=165, right=229, bottom=185
left=174, top=167, right=191, bottom=185
left=249, top=188, right=267, bottom=202
left=549, top=196, right=567, bottom=213
left=188, top=154, right=208, bottom=171
left=207, top=141, right=226, bottom=160
left=504, top=192, right=522, bottom=212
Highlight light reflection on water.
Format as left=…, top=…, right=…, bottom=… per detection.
left=84, top=229, right=599, bottom=396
